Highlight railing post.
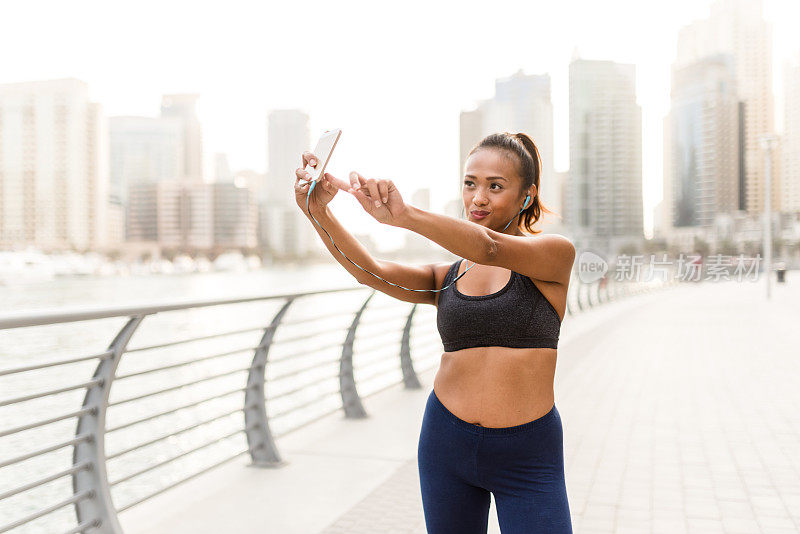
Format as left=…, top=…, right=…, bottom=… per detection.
left=598, top=278, right=608, bottom=304
left=400, top=304, right=422, bottom=389
left=339, top=291, right=374, bottom=418
left=565, top=280, right=575, bottom=316
left=580, top=280, right=592, bottom=310
left=245, top=298, right=294, bottom=468
left=73, top=315, right=145, bottom=533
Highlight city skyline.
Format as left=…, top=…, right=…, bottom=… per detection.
left=2, top=0, right=799, bottom=248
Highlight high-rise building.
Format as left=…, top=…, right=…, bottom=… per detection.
left=0, top=78, right=110, bottom=251
left=676, top=0, right=776, bottom=215
left=160, top=94, right=203, bottom=181
left=459, top=70, right=560, bottom=229
left=166, top=181, right=213, bottom=250
left=566, top=59, right=643, bottom=254
left=658, top=114, right=674, bottom=239
left=232, top=169, right=265, bottom=198
left=555, top=171, right=568, bottom=222
left=667, top=54, right=741, bottom=228
left=490, top=70, right=558, bottom=223
left=127, top=180, right=257, bottom=251
left=266, top=109, right=310, bottom=206
left=108, top=116, right=183, bottom=206
left=783, top=53, right=800, bottom=213
left=214, top=153, right=233, bottom=183
left=459, top=106, right=484, bottom=199
left=213, top=182, right=258, bottom=249
left=263, top=109, right=316, bottom=259
left=127, top=183, right=159, bottom=243
left=124, top=96, right=261, bottom=254
left=263, top=109, right=314, bottom=205
left=403, top=188, right=432, bottom=254
left=127, top=181, right=212, bottom=249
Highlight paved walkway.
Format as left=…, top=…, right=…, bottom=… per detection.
left=557, top=277, right=800, bottom=534
left=120, top=277, right=800, bottom=533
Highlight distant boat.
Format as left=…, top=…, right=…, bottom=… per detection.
left=195, top=257, right=212, bottom=273
left=0, top=250, right=56, bottom=284
left=152, top=259, right=175, bottom=275
left=245, top=255, right=262, bottom=270
left=173, top=254, right=197, bottom=274
left=213, top=252, right=247, bottom=272
left=52, top=252, right=97, bottom=276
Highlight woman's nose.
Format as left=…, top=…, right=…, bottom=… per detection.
left=473, top=190, right=489, bottom=205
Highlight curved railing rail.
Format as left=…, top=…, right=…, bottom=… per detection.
left=0, top=270, right=675, bottom=533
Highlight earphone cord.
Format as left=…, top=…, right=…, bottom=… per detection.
left=306, top=179, right=524, bottom=293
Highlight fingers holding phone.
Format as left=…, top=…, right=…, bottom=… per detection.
left=295, top=150, right=317, bottom=186
left=302, top=150, right=318, bottom=170
left=295, top=152, right=336, bottom=215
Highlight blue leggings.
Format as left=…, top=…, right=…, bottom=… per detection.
left=417, top=389, right=573, bottom=533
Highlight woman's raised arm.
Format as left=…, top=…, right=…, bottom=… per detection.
left=294, top=152, right=440, bottom=305
left=347, top=171, right=494, bottom=266
left=301, top=205, right=441, bottom=305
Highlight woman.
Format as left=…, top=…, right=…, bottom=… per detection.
left=294, top=132, right=575, bottom=533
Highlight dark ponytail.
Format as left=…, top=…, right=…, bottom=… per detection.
left=468, top=132, right=556, bottom=234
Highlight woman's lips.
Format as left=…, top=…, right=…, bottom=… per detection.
left=470, top=210, right=490, bottom=220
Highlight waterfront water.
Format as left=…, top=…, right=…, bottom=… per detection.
left=1, top=261, right=364, bottom=310
left=0, top=264, right=443, bottom=533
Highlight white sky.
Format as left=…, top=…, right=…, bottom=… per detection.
left=3, top=0, right=799, bottom=247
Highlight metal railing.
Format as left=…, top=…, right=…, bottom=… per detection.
left=0, top=270, right=674, bottom=533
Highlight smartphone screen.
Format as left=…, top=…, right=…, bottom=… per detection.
left=304, top=129, right=341, bottom=182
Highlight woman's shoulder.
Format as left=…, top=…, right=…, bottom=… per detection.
left=426, top=260, right=458, bottom=285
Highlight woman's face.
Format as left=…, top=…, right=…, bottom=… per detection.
left=463, top=148, right=534, bottom=233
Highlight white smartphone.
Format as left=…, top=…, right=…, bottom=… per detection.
left=304, top=128, right=341, bottom=182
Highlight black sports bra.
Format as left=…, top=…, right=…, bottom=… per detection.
left=435, top=259, right=561, bottom=352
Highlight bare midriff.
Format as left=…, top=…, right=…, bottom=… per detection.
left=432, top=345, right=557, bottom=428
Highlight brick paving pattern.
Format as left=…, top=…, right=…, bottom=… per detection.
left=318, top=279, right=800, bottom=533
left=319, top=458, right=427, bottom=534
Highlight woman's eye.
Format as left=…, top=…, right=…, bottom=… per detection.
left=463, top=181, right=501, bottom=189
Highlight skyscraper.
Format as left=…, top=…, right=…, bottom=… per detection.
left=566, top=59, right=643, bottom=254
left=263, top=109, right=316, bottom=259
left=459, top=70, right=559, bottom=229
left=403, top=188, right=432, bottom=255
left=214, top=152, right=233, bottom=183
left=212, top=182, right=258, bottom=250
left=459, top=106, right=483, bottom=201
left=266, top=109, right=310, bottom=205
left=676, top=0, right=776, bottom=215
left=658, top=113, right=674, bottom=239
left=127, top=180, right=257, bottom=252
left=0, top=78, right=110, bottom=251
left=160, top=94, right=203, bottom=181
left=108, top=116, right=183, bottom=206
left=782, top=53, right=800, bottom=214
left=667, top=54, right=741, bottom=228
left=492, top=71, right=558, bottom=225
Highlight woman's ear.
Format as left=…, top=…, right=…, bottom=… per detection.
left=528, top=185, right=538, bottom=203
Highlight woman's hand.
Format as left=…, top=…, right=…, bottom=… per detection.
left=346, top=171, right=408, bottom=226
left=294, top=151, right=350, bottom=216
